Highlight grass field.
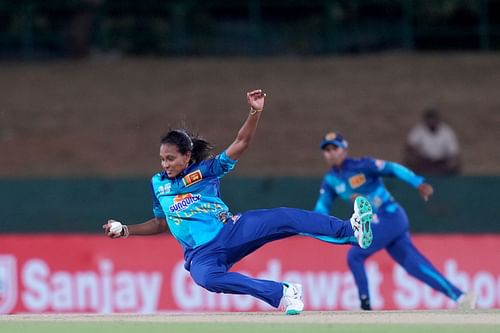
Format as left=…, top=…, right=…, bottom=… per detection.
left=1, top=311, right=499, bottom=333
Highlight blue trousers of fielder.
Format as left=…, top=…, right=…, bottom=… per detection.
left=184, top=207, right=357, bottom=308
left=347, top=202, right=463, bottom=302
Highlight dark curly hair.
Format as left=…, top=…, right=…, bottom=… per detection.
left=160, top=130, right=214, bottom=163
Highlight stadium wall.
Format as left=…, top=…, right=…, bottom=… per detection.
left=2, top=55, right=499, bottom=178
left=0, top=234, right=499, bottom=314
left=1, top=176, right=499, bottom=233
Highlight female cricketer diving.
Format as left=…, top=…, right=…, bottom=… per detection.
left=102, top=89, right=373, bottom=315
left=314, top=131, right=475, bottom=310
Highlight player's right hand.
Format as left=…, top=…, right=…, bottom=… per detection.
left=247, top=89, right=266, bottom=112
left=102, top=219, right=123, bottom=239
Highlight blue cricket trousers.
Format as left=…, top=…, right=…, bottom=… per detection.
left=347, top=203, right=463, bottom=302
left=185, top=207, right=356, bottom=308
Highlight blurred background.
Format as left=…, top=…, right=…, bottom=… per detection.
left=1, top=0, right=500, bottom=313
left=1, top=0, right=499, bottom=232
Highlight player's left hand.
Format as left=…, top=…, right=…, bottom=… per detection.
left=418, top=183, right=434, bottom=202
left=247, top=89, right=266, bottom=113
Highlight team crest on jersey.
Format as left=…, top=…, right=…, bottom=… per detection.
left=169, top=193, right=202, bottom=213
left=182, top=170, right=203, bottom=187
left=0, top=255, right=17, bottom=314
left=348, top=173, right=366, bottom=189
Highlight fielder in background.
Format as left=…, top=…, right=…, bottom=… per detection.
left=314, top=131, right=475, bottom=311
left=102, top=90, right=373, bottom=315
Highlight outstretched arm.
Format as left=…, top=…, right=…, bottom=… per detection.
left=225, top=89, right=266, bottom=161
left=102, top=217, right=168, bottom=238
left=376, top=160, right=434, bottom=202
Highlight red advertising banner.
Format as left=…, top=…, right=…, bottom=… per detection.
left=0, top=234, right=499, bottom=314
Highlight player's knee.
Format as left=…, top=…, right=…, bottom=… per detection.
left=190, top=270, right=223, bottom=292
left=347, top=249, right=366, bottom=266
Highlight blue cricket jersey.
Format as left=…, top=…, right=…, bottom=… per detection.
left=150, top=151, right=237, bottom=250
left=314, top=157, right=424, bottom=215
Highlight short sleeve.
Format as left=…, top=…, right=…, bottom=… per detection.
left=360, top=157, right=385, bottom=176
left=314, top=175, right=337, bottom=215
left=205, top=150, right=238, bottom=178
left=150, top=182, right=166, bottom=218
left=443, top=126, right=460, bottom=156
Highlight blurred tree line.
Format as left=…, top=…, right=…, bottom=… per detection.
left=0, top=0, right=499, bottom=58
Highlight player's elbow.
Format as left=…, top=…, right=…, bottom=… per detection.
left=234, top=137, right=252, bottom=153
left=154, top=218, right=168, bottom=233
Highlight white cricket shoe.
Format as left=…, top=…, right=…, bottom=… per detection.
left=457, top=292, right=477, bottom=310
left=279, top=282, right=304, bottom=315
left=350, top=196, right=373, bottom=249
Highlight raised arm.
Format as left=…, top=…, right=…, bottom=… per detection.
left=225, top=89, right=266, bottom=161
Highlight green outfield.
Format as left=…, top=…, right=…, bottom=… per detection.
left=1, top=311, right=499, bottom=333
left=1, top=322, right=499, bottom=333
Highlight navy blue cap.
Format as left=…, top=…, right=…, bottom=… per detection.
left=320, top=131, right=348, bottom=149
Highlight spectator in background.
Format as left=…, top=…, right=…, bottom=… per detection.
left=404, top=109, right=461, bottom=175
left=68, top=0, right=103, bottom=58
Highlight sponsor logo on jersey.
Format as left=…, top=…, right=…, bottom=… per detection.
left=0, top=255, right=17, bottom=314
left=335, top=183, right=346, bottom=193
left=182, top=170, right=203, bottom=187
left=217, top=211, right=240, bottom=224
left=158, top=183, right=171, bottom=194
left=169, top=193, right=201, bottom=213
left=348, top=173, right=366, bottom=189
